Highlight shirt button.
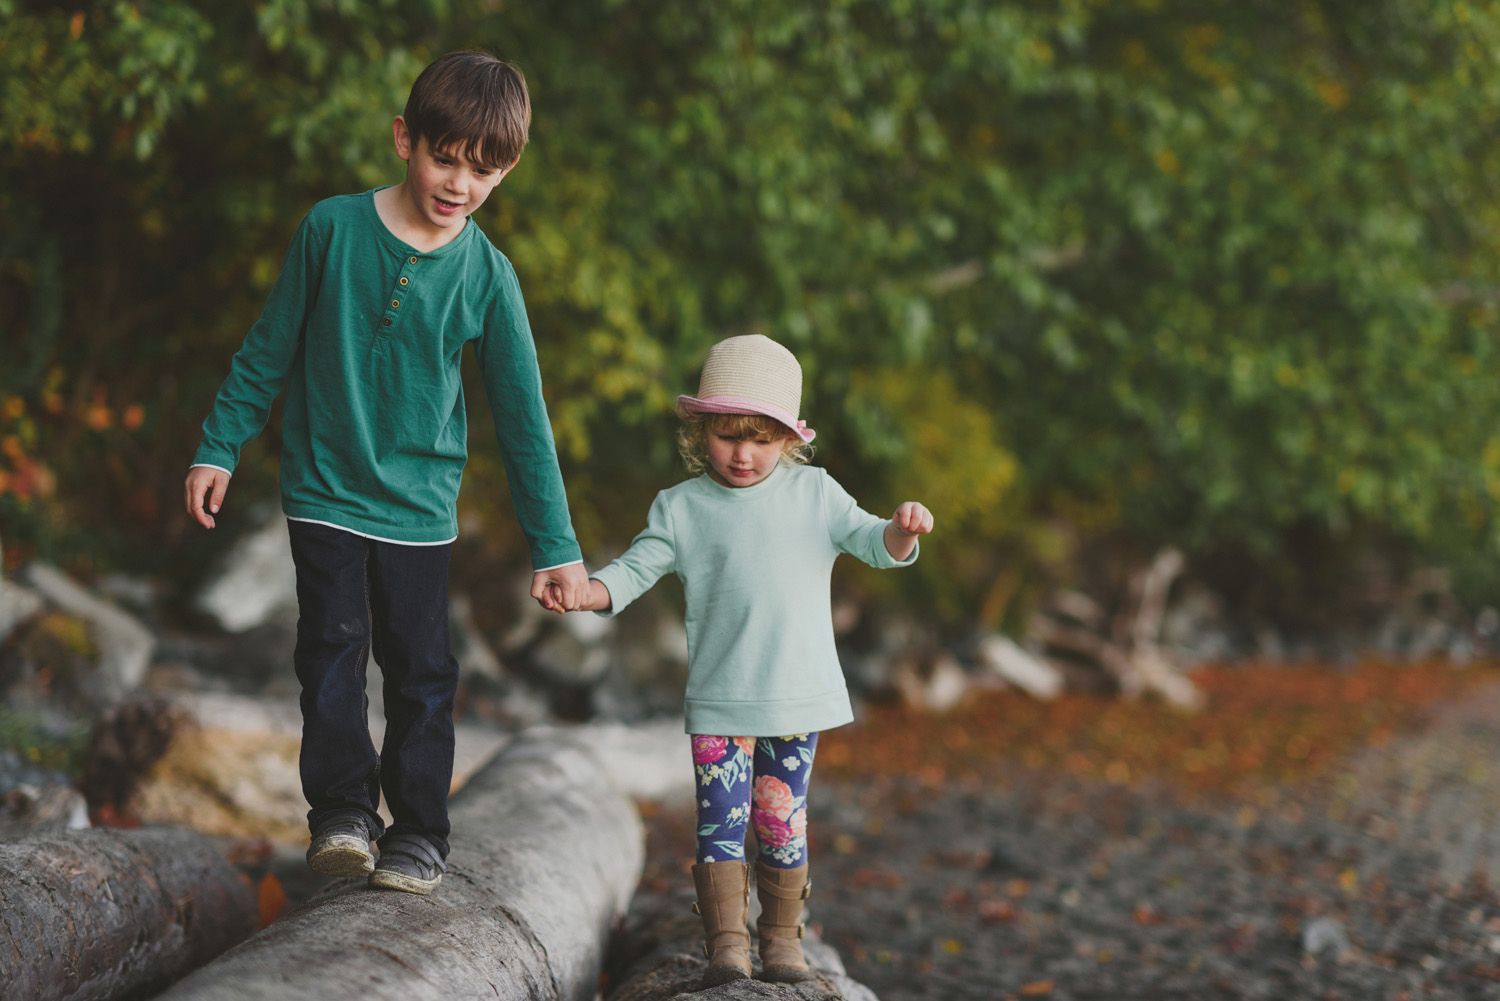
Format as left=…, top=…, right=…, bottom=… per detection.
left=409, top=256, right=418, bottom=264
left=391, top=300, right=400, bottom=308
left=399, top=277, right=409, bottom=286
left=382, top=318, right=392, bottom=327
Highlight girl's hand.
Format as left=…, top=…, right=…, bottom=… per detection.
left=892, top=501, right=934, bottom=536
left=884, top=502, right=933, bottom=561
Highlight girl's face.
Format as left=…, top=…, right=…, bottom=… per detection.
left=705, top=426, right=786, bottom=488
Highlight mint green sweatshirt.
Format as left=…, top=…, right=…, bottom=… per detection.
left=192, top=191, right=581, bottom=567
left=590, top=464, right=916, bottom=736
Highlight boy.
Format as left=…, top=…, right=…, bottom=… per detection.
left=184, top=51, right=588, bottom=895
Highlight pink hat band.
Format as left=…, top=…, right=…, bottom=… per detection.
left=676, top=335, right=816, bottom=443
left=675, top=395, right=816, bottom=443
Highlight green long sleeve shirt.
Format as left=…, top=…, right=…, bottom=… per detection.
left=590, top=464, right=916, bottom=736
left=192, top=190, right=581, bottom=567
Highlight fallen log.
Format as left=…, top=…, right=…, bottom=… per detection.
left=155, top=729, right=644, bottom=1001
left=0, top=826, right=256, bottom=1001
left=604, top=887, right=879, bottom=1001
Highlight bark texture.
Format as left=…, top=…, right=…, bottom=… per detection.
left=0, top=826, right=256, bottom=1001
left=155, top=729, right=644, bottom=1001
left=604, top=888, right=880, bottom=1001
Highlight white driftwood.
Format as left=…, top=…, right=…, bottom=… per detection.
left=1033, top=547, right=1203, bottom=709
left=23, top=562, right=155, bottom=700
left=155, top=729, right=644, bottom=1001
left=0, top=826, right=256, bottom=1001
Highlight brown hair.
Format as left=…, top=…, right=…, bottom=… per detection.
left=403, top=51, right=530, bottom=170
left=676, top=409, right=814, bottom=477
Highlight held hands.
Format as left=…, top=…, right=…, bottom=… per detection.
left=184, top=467, right=231, bottom=529
left=531, top=562, right=591, bottom=614
left=884, top=501, right=934, bottom=562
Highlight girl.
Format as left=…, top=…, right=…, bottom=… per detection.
left=574, top=334, right=933, bottom=987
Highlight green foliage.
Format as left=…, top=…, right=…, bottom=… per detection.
left=0, top=704, right=90, bottom=778
left=2, top=0, right=1498, bottom=623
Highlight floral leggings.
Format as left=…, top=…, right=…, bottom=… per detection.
left=691, top=732, right=818, bottom=870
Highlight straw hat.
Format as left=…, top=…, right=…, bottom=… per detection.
left=676, top=335, right=816, bottom=442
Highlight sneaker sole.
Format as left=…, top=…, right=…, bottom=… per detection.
left=307, top=836, right=375, bottom=877
left=369, top=868, right=442, bottom=895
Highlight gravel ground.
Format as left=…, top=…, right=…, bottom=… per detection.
left=634, top=684, right=1500, bottom=1001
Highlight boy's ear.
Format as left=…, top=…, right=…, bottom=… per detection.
left=392, top=116, right=413, bottom=162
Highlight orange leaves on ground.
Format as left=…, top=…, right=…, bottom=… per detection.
left=1133, top=903, right=1167, bottom=926
left=979, top=899, right=1020, bottom=923
left=849, top=867, right=906, bottom=891
left=257, top=872, right=288, bottom=928
left=820, top=660, right=1500, bottom=799
left=90, top=802, right=142, bottom=828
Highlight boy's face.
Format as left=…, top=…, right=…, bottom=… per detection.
left=392, top=116, right=512, bottom=236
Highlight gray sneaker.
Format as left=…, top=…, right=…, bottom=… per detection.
left=369, top=834, right=446, bottom=895
left=306, top=810, right=376, bottom=876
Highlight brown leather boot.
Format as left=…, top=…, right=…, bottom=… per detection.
left=692, top=860, right=752, bottom=987
left=755, top=860, right=815, bottom=982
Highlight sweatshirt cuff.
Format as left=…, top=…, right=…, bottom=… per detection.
left=533, top=558, right=584, bottom=573
left=587, top=563, right=636, bottom=618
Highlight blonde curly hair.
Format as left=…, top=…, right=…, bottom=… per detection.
left=676, top=408, right=814, bottom=477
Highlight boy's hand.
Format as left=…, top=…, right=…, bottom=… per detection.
left=531, top=562, right=590, bottom=614
left=185, top=467, right=231, bottom=530
left=892, top=501, right=934, bottom=536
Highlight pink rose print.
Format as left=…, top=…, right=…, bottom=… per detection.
left=692, top=735, right=728, bottom=765
left=733, top=736, right=757, bottom=760
left=787, top=807, right=807, bottom=842
left=753, top=775, right=796, bottom=820
left=752, top=807, right=793, bottom=847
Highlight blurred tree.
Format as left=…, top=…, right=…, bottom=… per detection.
left=1, top=0, right=1497, bottom=629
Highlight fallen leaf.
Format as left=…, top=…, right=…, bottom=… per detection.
left=257, top=872, right=288, bottom=929
left=1133, top=903, right=1164, bottom=925
left=942, top=886, right=972, bottom=909
left=979, top=899, right=1019, bottom=923
left=90, top=803, right=142, bottom=829
left=1019, top=979, right=1055, bottom=996
left=849, top=867, right=904, bottom=890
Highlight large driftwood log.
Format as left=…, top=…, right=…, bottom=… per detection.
left=155, top=729, right=644, bottom=1001
left=0, top=826, right=256, bottom=1001
left=604, top=888, right=879, bottom=1001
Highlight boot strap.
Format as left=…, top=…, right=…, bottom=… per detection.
left=759, top=879, right=812, bottom=901
left=760, top=921, right=805, bottom=939
left=691, top=884, right=750, bottom=915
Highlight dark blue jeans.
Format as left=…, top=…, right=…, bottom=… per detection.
left=287, top=520, right=457, bottom=858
